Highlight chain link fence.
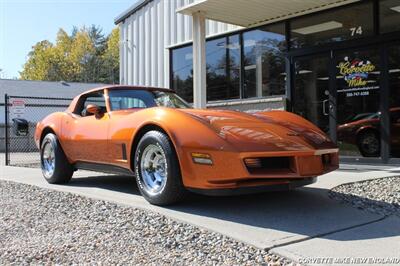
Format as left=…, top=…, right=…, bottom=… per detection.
left=3, top=95, right=73, bottom=167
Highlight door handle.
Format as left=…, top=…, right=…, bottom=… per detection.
left=322, top=100, right=329, bottom=116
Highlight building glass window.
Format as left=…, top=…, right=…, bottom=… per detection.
left=243, top=23, right=286, bottom=98
left=388, top=45, right=400, bottom=158
left=336, top=48, right=381, bottom=158
left=380, top=0, right=400, bottom=34
left=206, top=35, right=240, bottom=101
left=293, top=55, right=330, bottom=134
left=171, top=45, right=193, bottom=103
left=290, top=2, right=374, bottom=48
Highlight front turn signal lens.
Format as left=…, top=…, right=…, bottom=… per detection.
left=191, top=153, right=213, bottom=165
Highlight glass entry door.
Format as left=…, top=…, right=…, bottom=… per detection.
left=388, top=44, right=400, bottom=158
left=293, top=54, right=332, bottom=134
left=293, top=48, right=382, bottom=159
left=335, top=47, right=381, bottom=157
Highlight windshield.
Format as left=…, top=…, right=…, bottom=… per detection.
left=153, top=91, right=190, bottom=108
left=108, top=89, right=190, bottom=111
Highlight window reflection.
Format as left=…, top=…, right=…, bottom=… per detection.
left=336, top=49, right=381, bottom=157
left=171, top=25, right=286, bottom=102
left=388, top=45, right=400, bottom=157
left=172, top=46, right=193, bottom=103
left=380, top=0, right=400, bottom=34
left=206, top=35, right=240, bottom=101
left=243, top=23, right=286, bottom=98
left=291, top=2, right=373, bottom=48
left=293, top=56, right=330, bottom=134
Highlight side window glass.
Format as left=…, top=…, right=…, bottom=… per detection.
left=108, top=90, right=154, bottom=111
left=110, top=97, right=147, bottom=110
left=76, top=92, right=107, bottom=117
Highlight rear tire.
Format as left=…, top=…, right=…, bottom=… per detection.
left=40, top=133, right=73, bottom=184
left=357, top=130, right=380, bottom=157
left=134, top=130, right=186, bottom=205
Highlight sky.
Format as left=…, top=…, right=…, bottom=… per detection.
left=0, top=0, right=137, bottom=79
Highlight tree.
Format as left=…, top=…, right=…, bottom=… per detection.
left=70, top=29, right=96, bottom=82
left=53, top=29, right=76, bottom=81
left=20, top=26, right=120, bottom=83
left=102, top=27, right=120, bottom=84
left=80, top=25, right=106, bottom=83
left=20, top=40, right=58, bottom=81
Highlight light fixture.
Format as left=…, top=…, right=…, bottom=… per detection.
left=243, top=39, right=256, bottom=47
left=185, top=53, right=193, bottom=60
left=389, top=69, right=400, bottom=73
left=390, top=5, right=400, bottom=12
left=245, top=65, right=256, bottom=70
left=292, top=21, right=343, bottom=35
left=298, top=70, right=312, bottom=74
left=217, top=42, right=240, bottom=49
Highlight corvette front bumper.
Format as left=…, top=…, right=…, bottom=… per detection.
left=187, top=177, right=317, bottom=196
left=178, top=148, right=339, bottom=190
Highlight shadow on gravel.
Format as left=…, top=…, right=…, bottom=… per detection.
left=65, top=174, right=400, bottom=243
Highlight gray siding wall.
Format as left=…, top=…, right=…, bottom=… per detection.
left=118, top=0, right=285, bottom=111
left=118, top=0, right=241, bottom=88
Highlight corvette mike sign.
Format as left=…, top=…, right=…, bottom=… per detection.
left=336, top=56, right=378, bottom=97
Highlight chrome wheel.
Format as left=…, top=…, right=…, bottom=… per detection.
left=140, top=144, right=168, bottom=195
left=360, top=132, right=379, bottom=156
left=41, top=141, right=55, bottom=178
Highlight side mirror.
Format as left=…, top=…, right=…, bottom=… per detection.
left=12, top=118, right=29, bottom=136
left=86, top=104, right=101, bottom=115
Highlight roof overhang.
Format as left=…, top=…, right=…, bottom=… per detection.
left=115, top=0, right=153, bottom=24
left=177, top=0, right=360, bottom=28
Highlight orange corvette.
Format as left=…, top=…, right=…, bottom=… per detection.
left=35, top=86, right=339, bottom=205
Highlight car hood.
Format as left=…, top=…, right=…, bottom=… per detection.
left=180, top=109, right=334, bottom=152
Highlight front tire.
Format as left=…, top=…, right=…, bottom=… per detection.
left=134, top=131, right=186, bottom=205
left=40, top=133, right=73, bottom=184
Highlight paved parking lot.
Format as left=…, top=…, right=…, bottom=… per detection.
left=1, top=162, right=400, bottom=264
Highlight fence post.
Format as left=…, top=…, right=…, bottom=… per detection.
left=4, top=94, right=9, bottom=166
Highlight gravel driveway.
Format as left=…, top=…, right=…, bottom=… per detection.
left=0, top=180, right=295, bottom=265
left=329, top=176, right=400, bottom=217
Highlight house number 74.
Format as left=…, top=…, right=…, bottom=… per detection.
left=350, top=26, right=363, bottom=36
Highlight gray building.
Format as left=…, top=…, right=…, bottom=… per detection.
left=0, top=79, right=105, bottom=152
left=0, top=79, right=105, bottom=122
left=116, top=0, right=400, bottom=163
